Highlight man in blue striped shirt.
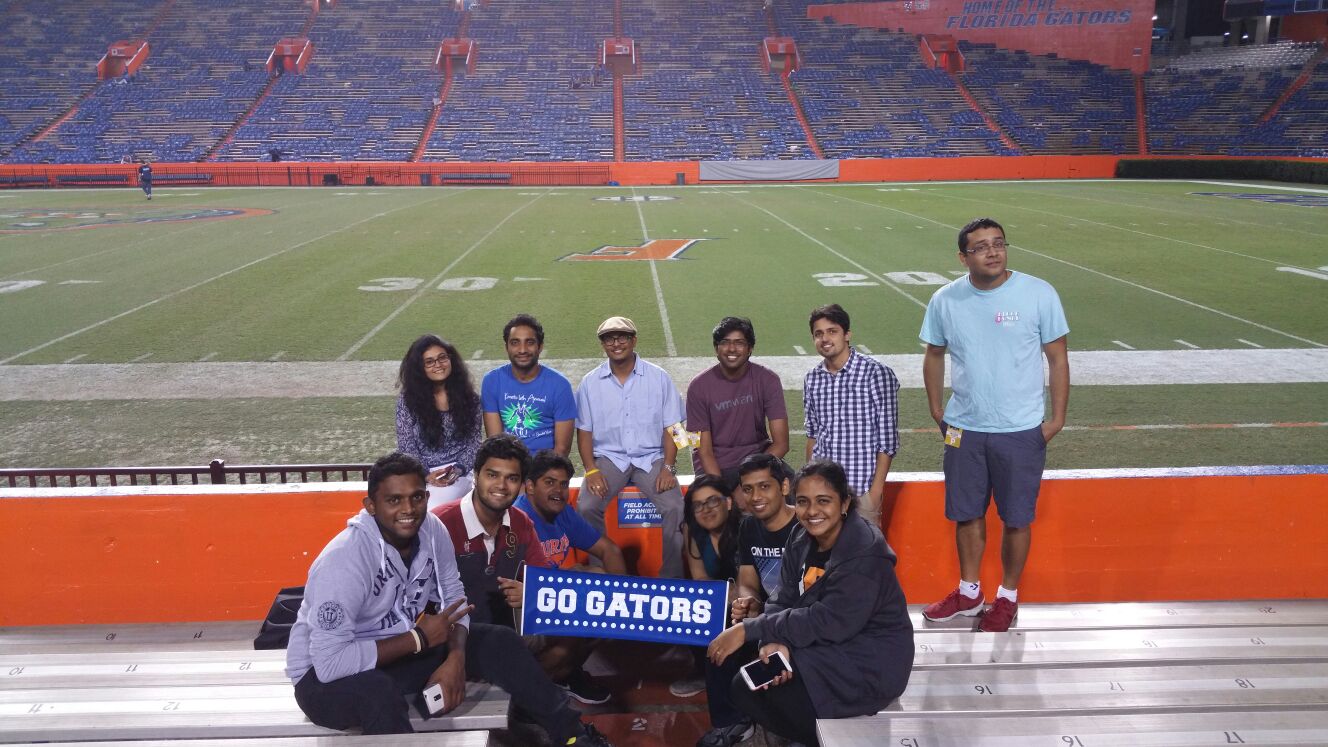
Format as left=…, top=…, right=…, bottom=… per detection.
left=801, top=304, right=899, bottom=528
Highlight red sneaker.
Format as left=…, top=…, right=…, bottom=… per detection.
left=921, top=589, right=984, bottom=622
left=978, top=597, right=1018, bottom=632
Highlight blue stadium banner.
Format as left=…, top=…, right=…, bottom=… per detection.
left=617, top=495, right=663, bottom=526
left=521, top=567, right=728, bottom=646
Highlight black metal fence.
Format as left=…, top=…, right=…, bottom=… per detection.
left=0, top=460, right=372, bottom=488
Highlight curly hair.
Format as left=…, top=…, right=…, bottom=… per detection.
left=397, top=334, right=480, bottom=449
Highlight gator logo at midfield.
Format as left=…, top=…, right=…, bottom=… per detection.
left=1189, top=193, right=1328, bottom=208
left=561, top=238, right=706, bottom=261
left=0, top=207, right=274, bottom=232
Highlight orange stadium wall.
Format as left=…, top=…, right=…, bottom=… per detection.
left=1279, top=12, right=1328, bottom=43
left=0, top=157, right=1122, bottom=188
left=2, top=469, right=1325, bottom=627
left=5, top=156, right=1328, bottom=188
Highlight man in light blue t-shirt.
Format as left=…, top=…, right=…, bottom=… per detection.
left=482, top=314, right=577, bottom=456
left=918, top=217, right=1070, bottom=633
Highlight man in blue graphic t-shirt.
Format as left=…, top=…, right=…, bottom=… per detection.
left=482, top=314, right=577, bottom=456
left=513, top=450, right=625, bottom=705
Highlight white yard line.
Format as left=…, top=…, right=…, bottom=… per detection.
left=805, top=188, right=1327, bottom=349
left=631, top=187, right=678, bottom=357
left=1175, top=339, right=1200, bottom=349
left=1020, top=183, right=1328, bottom=241
left=4, top=348, right=1327, bottom=401
left=336, top=192, right=544, bottom=361
left=940, top=188, right=1322, bottom=271
left=1192, top=180, right=1328, bottom=195
left=0, top=194, right=450, bottom=366
left=724, top=192, right=927, bottom=310
left=1238, top=339, right=1264, bottom=348
left=1113, top=340, right=1136, bottom=350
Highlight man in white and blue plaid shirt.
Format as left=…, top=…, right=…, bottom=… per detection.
left=802, top=304, right=899, bottom=528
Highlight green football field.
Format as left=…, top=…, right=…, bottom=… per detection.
left=1, top=179, right=1325, bottom=472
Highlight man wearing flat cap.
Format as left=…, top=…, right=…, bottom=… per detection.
left=574, top=316, right=686, bottom=578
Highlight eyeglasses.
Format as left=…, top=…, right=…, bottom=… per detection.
left=691, top=495, right=724, bottom=512
left=600, top=333, right=634, bottom=346
left=717, top=338, right=750, bottom=349
left=423, top=355, right=449, bottom=369
left=962, top=239, right=1008, bottom=256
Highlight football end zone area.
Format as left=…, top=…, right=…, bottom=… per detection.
left=2, top=466, right=1326, bottom=626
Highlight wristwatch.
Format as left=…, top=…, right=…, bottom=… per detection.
left=664, top=465, right=677, bottom=475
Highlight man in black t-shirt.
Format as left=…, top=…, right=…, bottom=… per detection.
left=696, top=454, right=796, bottom=747
left=734, top=454, right=797, bottom=603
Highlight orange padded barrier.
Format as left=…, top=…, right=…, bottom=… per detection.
left=5, top=156, right=1328, bottom=188
left=1, top=469, right=1325, bottom=626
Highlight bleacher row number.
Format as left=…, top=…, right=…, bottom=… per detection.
left=359, top=277, right=499, bottom=292
left=897, top=734, right=1255, bottom=745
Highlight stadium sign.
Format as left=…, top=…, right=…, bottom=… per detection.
left=522, top=567, right=728, bottom=646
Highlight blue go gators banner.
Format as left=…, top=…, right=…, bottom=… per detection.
left=521, top=566, right=729, bottom=647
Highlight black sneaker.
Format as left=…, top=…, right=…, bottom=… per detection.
left=566, top=720, right=613, bottom=746
left=558, top=668, right=612, bottom=705
left=696, top=718, right=754, bottom=747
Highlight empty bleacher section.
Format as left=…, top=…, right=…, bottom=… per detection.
left=416, top=0, right=614, bottom=162
left=960, top=43, right=1138, bottom=155
left=818, top=600, right=1328, bottom=746
left=7, top=0, right=307, bottom=165
left=218, top=0, right=455, bottom=162
left=1166, top=39, right=1321, bottom=72
left=1146, top=62, right=1304, bottom=155
left=779, top=4, right=1011, bottom=158
left=1273, top=55, right=1328, bottom=157
left=620, top=0, right=812, bottom=161
left=1, top=2, right=1327, bottom=164
left=0, top=0, right=164, bottom=162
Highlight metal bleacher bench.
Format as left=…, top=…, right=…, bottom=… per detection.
left=54, top=174, right=129, bottom=185
left=817, top=599, right=1328, bottom=747
left=150, top=173, right=214, bottom=184
left=0, top=176, right=47, bottom=187
left=437, top=173, right=512, bottom=185
left=0, top=621, right=505, bottom=745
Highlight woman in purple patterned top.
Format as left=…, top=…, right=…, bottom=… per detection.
left=395, top=334, right=482, bottom=509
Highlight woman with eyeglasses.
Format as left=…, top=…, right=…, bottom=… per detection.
left=396, top=334, right=482, bottom=509
left=677, top=474, right=754, bottom=746
left=706, top=460, right=913, bottom=747
left=683, top=473, right=741, bottom=585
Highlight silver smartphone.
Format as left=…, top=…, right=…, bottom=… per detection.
left=423, top=683, right=447, bottom=715
left=739, top=650, right=792, bottom=690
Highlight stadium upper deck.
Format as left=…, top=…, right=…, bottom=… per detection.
left=0, top=0, right=1324, bottom=164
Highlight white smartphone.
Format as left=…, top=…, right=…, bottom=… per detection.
left=423, top=683, right=447, bottom=715
left=739, top=650, right=792, bottom=690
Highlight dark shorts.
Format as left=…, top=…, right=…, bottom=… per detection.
left=942, top=425, right=1046, bottom=528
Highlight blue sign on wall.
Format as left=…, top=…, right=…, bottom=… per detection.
left=521, top=567, right=729, bottom=647
left=617, top=495, right=664, bottom=526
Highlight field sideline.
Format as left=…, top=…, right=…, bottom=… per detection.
left=1, top=180, right=1325, bottom=470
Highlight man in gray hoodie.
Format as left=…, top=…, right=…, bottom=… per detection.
left=286, top=452, right=612, bottom=745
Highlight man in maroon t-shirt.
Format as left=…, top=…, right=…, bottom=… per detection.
left=686, top=317, right=789, bottom=510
